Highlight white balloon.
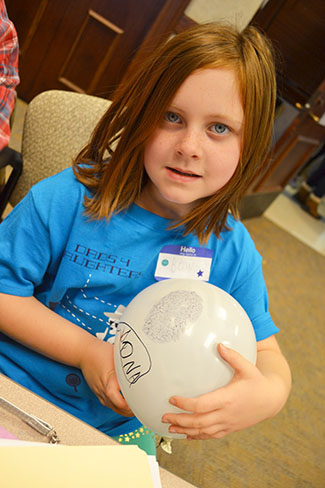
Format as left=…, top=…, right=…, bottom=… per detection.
left=114, top=279, right=256, bottom=438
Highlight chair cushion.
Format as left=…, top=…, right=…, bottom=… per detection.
left=10, top=90, right=111, bottom=206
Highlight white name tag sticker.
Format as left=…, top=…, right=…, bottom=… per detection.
left=155, top=245, right=213, bottom=281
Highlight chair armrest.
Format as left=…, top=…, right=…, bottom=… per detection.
left=0, top=146, right=23, bottom=219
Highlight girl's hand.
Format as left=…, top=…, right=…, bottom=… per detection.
left=79, top=338, right=133, bottom=417
left=161, top=341, right=290, bottom=440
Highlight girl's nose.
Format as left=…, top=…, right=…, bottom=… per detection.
left=175, top=129, right=202, bottom=159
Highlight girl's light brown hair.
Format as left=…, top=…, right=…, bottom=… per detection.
left=73, top=22, right=276, bottom=244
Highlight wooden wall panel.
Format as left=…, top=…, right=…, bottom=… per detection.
left=16, top=0, right=48, bottom=55
left=7, top=0, right=192, bottom=102
left=59, top=10, right=124, bottom=94
left=251, top=0, right=325, bottom=105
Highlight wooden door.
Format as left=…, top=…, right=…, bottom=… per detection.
left=253, top=81, right=325, bottom=194
left=240, top=81, right=325, bottom=218
left=250, top=0, right=324, bottom=107
left=239, top=0, right=325, bottom=218
left=6, top=0, right=190, bottom=102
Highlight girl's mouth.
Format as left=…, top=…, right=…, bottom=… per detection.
left=167, top=167, right=200, bottom=178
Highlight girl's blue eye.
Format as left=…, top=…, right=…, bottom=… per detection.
left=211, top=123, right=229, bottom=135
left=165, top=111, right=181, bottom=123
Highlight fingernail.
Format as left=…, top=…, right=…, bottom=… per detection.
left=219, top=343, right=228, bottom=352
left=169, top=427, right=176, bottom=433
left=170, top=398, right=177, bottom=405
left=162, top=417, right=169, bottom=424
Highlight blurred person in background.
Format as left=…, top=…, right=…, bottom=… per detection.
left=0, top=0, right=19, bottom=195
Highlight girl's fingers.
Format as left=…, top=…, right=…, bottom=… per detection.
left=163, top=410, right=222, bottom=432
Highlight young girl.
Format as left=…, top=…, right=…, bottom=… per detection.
left=0, top=23, right=291, bottom=455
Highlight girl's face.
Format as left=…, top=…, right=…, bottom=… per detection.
left=138, top=68, right=244, bottom=219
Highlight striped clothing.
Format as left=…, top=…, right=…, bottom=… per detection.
left=0, top=0, right=19, bottom=150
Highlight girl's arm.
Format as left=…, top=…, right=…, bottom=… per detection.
left=0, top=293, right=132, bottom=416
left=161, top=335, right=291, bottom=439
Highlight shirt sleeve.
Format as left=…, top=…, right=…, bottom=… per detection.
left=0, top=190, right=52, bottom=296
left=0, top=1, right=19, bottom=150
left=219, top=218, right=280, bottom=342
left=231, top=258, right=279, bottom=341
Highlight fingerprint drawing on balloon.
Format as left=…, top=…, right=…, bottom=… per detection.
left=117, top=289, right=203, bottom=386
left=143, top=290, right=203, bottom=343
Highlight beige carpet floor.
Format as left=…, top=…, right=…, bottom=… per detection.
left=157, top=217, right=325, bottom=488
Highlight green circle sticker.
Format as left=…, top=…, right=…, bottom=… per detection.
left=161, top=259, right=169, bottom=266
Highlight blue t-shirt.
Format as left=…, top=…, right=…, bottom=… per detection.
left=0, top=168, right=278, bottom=436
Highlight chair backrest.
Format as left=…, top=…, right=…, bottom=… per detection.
left=9, top=90, right=111, bottom=206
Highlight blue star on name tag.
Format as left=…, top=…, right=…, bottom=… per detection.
left=154, top=245, right=213, bottom=281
